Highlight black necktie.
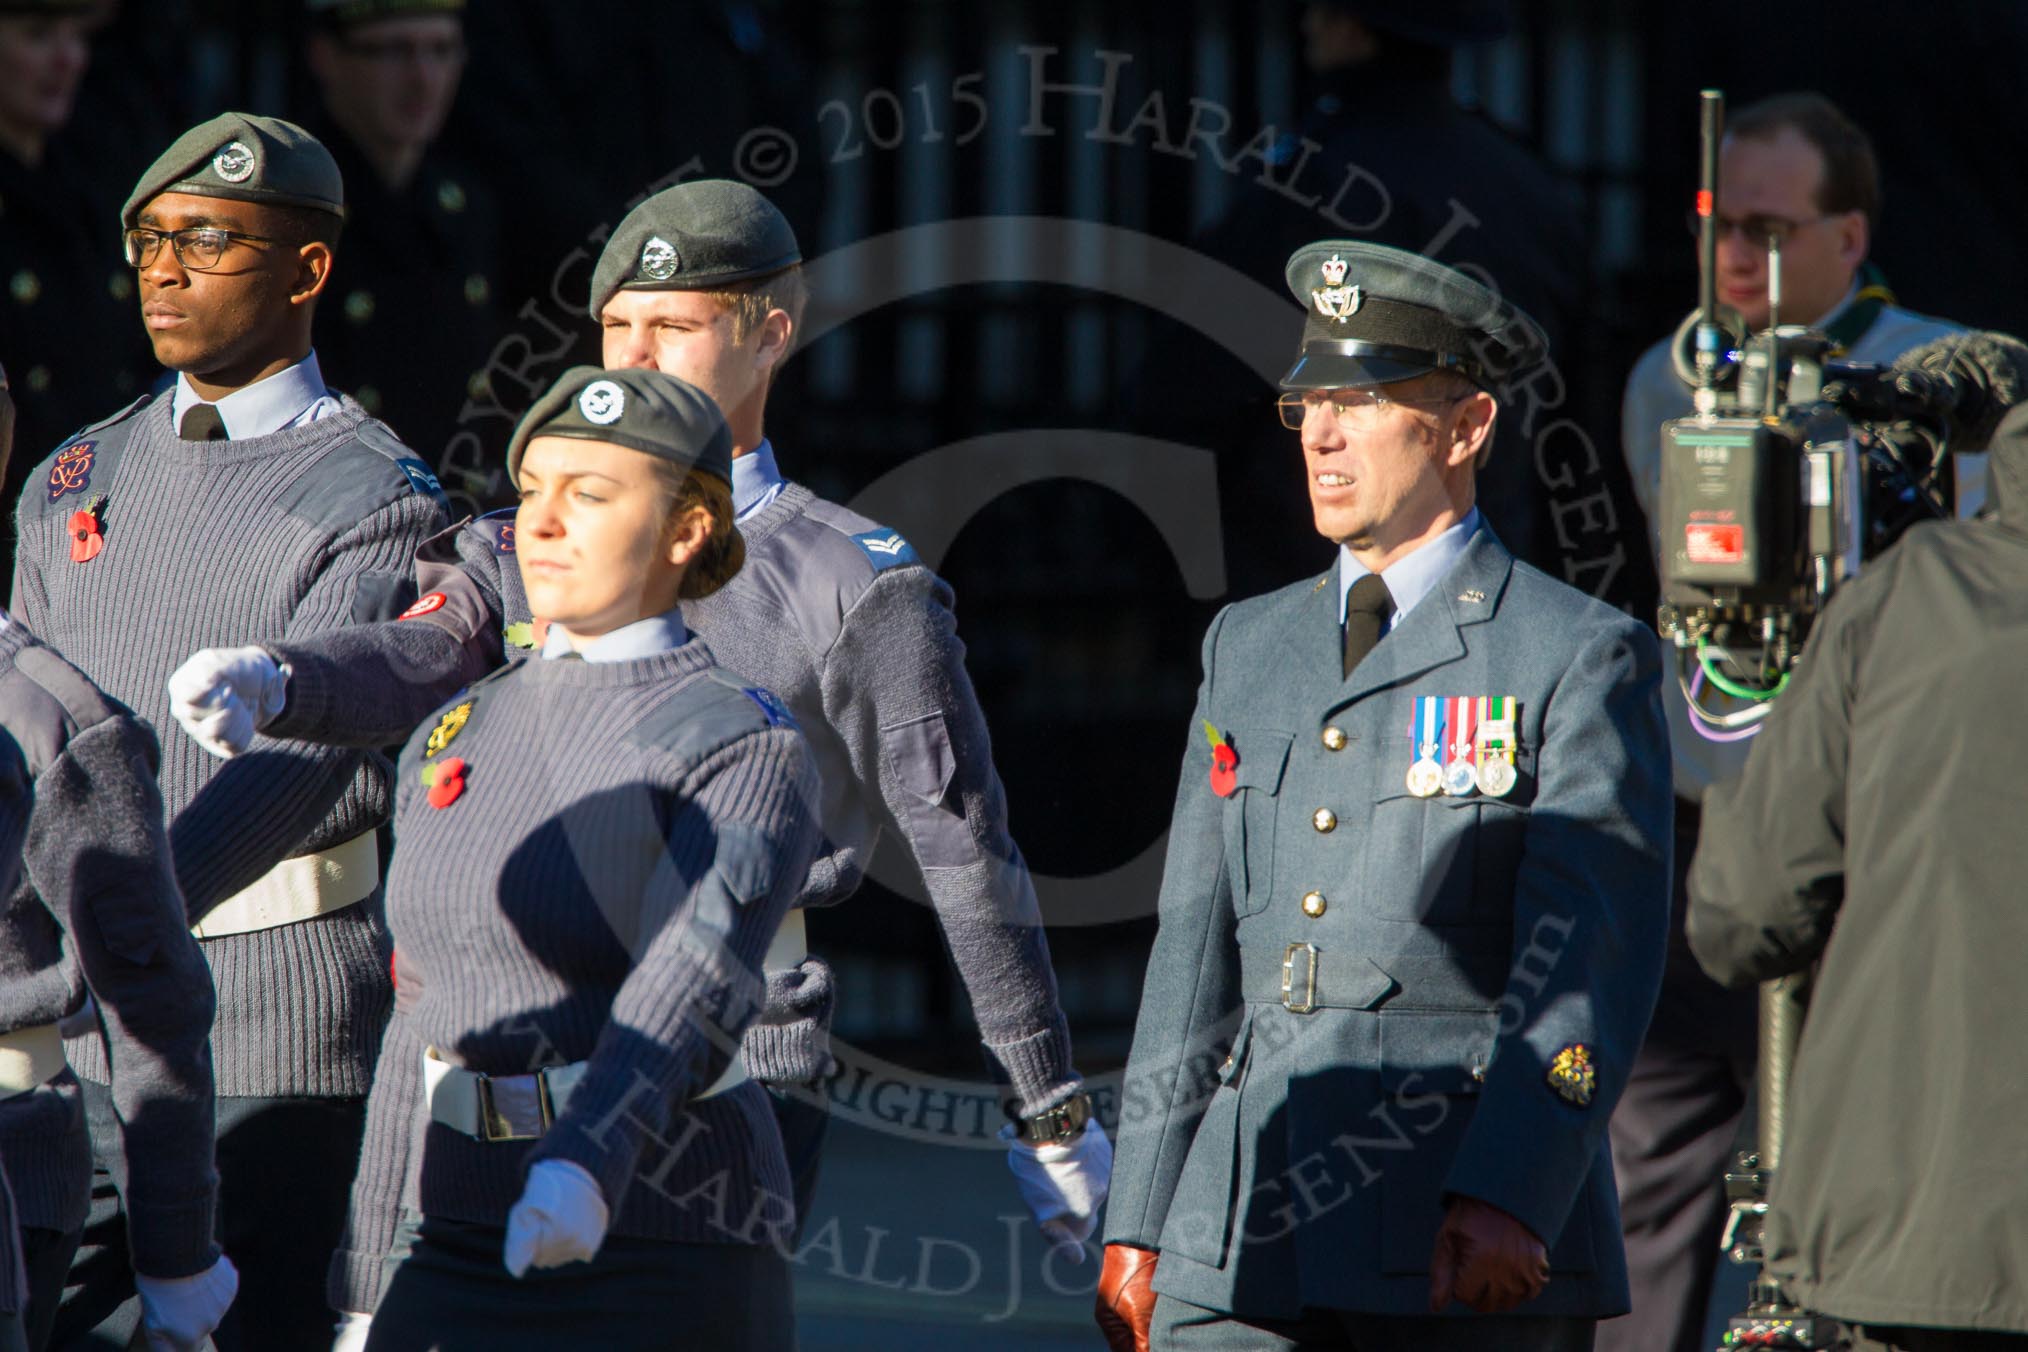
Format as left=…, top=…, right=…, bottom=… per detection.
left=1343, top=574, right=1393, bottom=678
left=179, top=403, right=227, bottom=441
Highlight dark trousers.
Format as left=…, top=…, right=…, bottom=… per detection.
left=0, top=1310, right=25, bottom=1352
left=1847, top=1327, right=2028, bottom=1352
left=1598, top=805, right=1757, bottom=1352
left=767, top=1083, right=829, bottom=1244
left=1150, top=1292, right=1594, bottom=1351
left=21, top=1227, right=81, bottom=1352
left=367, top=1213, right=793, bottom=1351
left=54, top=1083, right=366, bottom=1352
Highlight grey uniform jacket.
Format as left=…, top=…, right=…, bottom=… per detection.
left=1105, top=527, right=1672, bottom=1321
left=1687, top=404, right=2028, bottom=1334
left=0, top=619, right=219, bottom=1289
left=268, top=481, right=1080, bottom=1116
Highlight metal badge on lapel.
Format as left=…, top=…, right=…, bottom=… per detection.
left=1406, top=696, right=1445, bottom=798
left=1441, top=695, right=1478, bottom=797
left=1548, top=1044, right=1597, bottom=1107
left=1474, top=696, right=1520, bottom=797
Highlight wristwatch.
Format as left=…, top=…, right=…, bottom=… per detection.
left=1013, top=1090, right=1093, bottom=1146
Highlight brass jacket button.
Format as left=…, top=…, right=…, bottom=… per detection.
left=1321, top=726, right=1347, bottom=751
left=1301, top=891, right=1327, bottom=918
left=1312, top=808, right=1336, bottom=833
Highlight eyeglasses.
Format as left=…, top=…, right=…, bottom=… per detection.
left=1683, top=210, right=1839, bottom=245
left=123, top=227, right=278, bottom=272
left=1276, top=389, right=1463, bottom=431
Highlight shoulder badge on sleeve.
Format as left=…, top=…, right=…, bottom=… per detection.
left=742, top=686, right=796, bottom=729
left=394, top=457, right=445, bottom=502
left=850, top=529, right=920, bottom=571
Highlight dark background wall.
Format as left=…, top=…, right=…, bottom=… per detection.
left=16, top=0, right=2027, bottom=1078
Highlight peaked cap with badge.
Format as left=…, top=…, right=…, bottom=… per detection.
left=1281, top=239, right=1548, bottom=391
left=587, top=179, right=801, bottom=320
left=122, top=112, right=345, bottom=229
left=507, top=366, right=732, bottom=487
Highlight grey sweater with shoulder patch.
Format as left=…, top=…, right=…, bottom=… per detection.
left=11, top=393, right=449, bottom=1096
left=329, top=638, right=820, bottom=1313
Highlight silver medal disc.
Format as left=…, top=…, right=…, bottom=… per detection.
left=1407, top=758, right=1444, bottom=798
left=1441, top=759, right=1478, bottom=797
left=1476, top=757, right=1517, bottom=798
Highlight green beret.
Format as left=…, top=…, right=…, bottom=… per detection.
left=122, top=113, right=344, bottom=230
left=588, top=179, right=800, bottom=320
left=305, top=0, right=464, bottom=29
left=1280, top=240, right=1547, bottom=391
left=507, top=367, right=732, bottom=488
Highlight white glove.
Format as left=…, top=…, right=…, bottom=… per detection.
left=1002, top=1117, right=1114, bottom=1263
left=135, top=1253, right=239, bottom=1351
left=503, top=1159, right=609, bottom=1278
left=331, top=1311, right=373, bottom=1352
left=167, top=647, right=289, bottom=760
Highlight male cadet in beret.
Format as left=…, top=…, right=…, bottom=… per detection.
left=0, top=363, right=238, bottom=1352
left=0, top=0, right=155, bottom=586
left=9, top=114, right=449, bottom=1349
left=169, top=180, right=1114, bottom=1290
left=300, top=0, right=500, bottom=462
left=1096, top=242, right=1671, bottom=1352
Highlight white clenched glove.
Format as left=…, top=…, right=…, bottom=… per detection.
left=503, top=1159, right=609, bottom=1278
left=135, top=1253, right=239, bottom=1351
left=1002, top=1117, right=1114, bottom=1263
left=168, top=647, right=288, bottom=759
left=330, top=1311, right=373, bottom=1352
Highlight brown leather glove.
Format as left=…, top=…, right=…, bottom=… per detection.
left=1095, top=1243, right=1159, bottom=1352
left=1428, top=1195, right=1550, bottom=1314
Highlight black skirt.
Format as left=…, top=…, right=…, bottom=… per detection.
left=366, top=1211, right=794, bottom=1351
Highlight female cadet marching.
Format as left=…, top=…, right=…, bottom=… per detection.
left=327, top=366, right=820, bottom=1351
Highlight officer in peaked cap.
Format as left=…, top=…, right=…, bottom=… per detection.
left=1097, top=240, right=1669, bottom=1351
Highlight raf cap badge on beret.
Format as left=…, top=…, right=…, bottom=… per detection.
left=577, top=379, right=626, bottom=425
left=639, top=237, right=680, bottom=281
left=211, top=141, right=256, bottom=184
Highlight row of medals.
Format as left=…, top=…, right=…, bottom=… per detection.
left=1407, top=735, right=1517, bottom=799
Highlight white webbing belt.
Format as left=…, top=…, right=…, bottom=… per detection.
left=420, top=909, right=813, bottom=1136
left=0, top=1023, right=66, bottom=1095
left=191, top=831, right=380, bottom=940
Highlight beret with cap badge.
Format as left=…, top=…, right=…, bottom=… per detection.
left=122, top=112, right=344, bottom=230
left=506, top=366, right=733, bottom=488
left=587, top=179, right=801, bottom=320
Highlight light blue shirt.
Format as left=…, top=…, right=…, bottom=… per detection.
left=732, top=440, right=786, bottom=522
left=171, top=351, right=344, bottom=440
left=539, top=608, right=690, bottom=663
left=1339, top=508, right=1483, bottom=634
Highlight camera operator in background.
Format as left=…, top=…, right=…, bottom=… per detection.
left=1685, top=386, right=2028, bottom=1352
left=1604, top=91, right=1961, bottom=1352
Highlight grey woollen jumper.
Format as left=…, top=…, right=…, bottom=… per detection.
left=268, top=481, right=1081, bottom=1116
left=328, top=637, right=820, bottom=1314
left=11, top=393, right=449, bottom=1097
left=0, top=619, right=221, bottom=1296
